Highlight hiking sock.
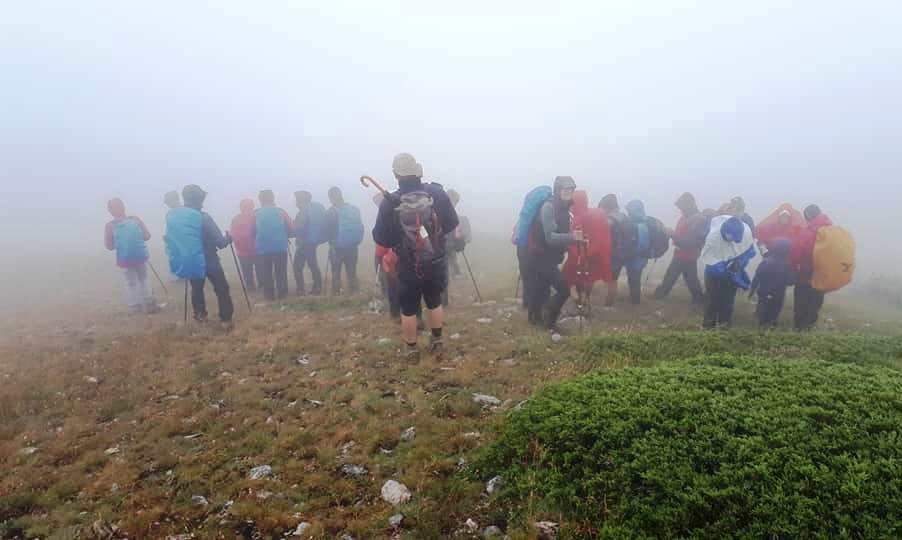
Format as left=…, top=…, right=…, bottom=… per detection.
left=405, top=341, right=418, bottom=349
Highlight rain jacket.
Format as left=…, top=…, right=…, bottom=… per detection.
left=104, top=199, right=151, bottom=268
left=790, top=213, right=833, bottom=284
left=750, top=237, right=795, bottom=299
left=701, top=215, right=756, bottom=289
left=625, top=200, right=650, bottom=272
left=563, top=190, right=612, bottom=285
left=230, top=199, right=257, bottom=258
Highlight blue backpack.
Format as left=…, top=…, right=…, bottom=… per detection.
left=515, top=186, right=552, bottom=247
left=165, top=207, right=206, bottom=279
left=113, top=218, right=149, bottom=265
left=304, top=202, right=327, bottom=245
left=335, top=204, right=364, bottom=249
left=256, top=206, right=290, bottom=255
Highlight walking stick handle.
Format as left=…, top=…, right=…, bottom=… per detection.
left=360, top=175, right=390, bottom=197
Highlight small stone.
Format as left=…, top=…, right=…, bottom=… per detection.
left=400, top=426, right=416, bottom=442
left=20, top=447, right=38, bottom=456
left=381, top=480, right=411, bottom=505
left=534, top=521, right=559, bottom=539
left=266, top=416, right=275, bottom=424
left=296, top=354, right=311, bottom=365
left=339, top=441, right=356, bottom=456
left=483, top=525, right=504, bottom=538
left=551, top=333, right=563, bottom=343
left=341, top=464, right=367, bottom=477
left=248, top=465, right=272, bottom=480
left=84, top=376, right=99, bottom=384
left=291, top=522, right=312, bottom=536
left=191, top=495, right=209, bottom=507
left=477, top=318, right=493, bottom=324
left=465, top=518, right=479, bottom=531
left=184, top=433, right=202, bottom=439
left=501, top=358, right=517, bottom=366
left=377, top=337, right=392, bottom=346
left=105, top=447, right=120, bottom=456
left=462, top=432, right=481, bottom=439
left=256, top=490, right=273, bottom=500
left=449, top=333, right=461, bottom=340
left=486, top=475, right=503, bottom=494
left=388, top=513, right=404, bottom=528
left=472, top=393, right=502, bottom=407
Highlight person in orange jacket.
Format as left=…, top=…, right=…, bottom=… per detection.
left=230, top=199, right=258, bottom=292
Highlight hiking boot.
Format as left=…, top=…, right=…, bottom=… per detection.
left=193, top=313, right=208, bottom=323
left=428, top=335, right=444, bottom=357
left=402, top=345, right=420, bottom=363
left=221, top=320, right=234, bottom=332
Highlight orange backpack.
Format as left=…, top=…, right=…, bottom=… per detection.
left=811, top=226, right=855, bottom=292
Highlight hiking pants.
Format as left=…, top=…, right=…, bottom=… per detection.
left=529, top=259, right=569, bottom=329
left=258, top=251, right=289, bottom=301
left=756, top=289, right=787, bottom=329
left=293, top=243, right=322, bottom=294
left=121, top=264, right=154, bottom=311
left=190, top=261, right=233, bottom=322
left=330, top=246, right=359, bottom=295
left=793, top=284, right=825, bottom=331
left=626, top=267, right=643, bottom=305
left=655, top=257, right=704, bottom=303
left=703, top=273, right=737, bottom=329
left=237, top=255, right=257, bottom=292
left=517, top=245, right=534, bottom=309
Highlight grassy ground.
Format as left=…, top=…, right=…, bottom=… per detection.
left=1, top=248, right=900, bottom=538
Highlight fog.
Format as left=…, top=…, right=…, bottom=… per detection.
left=2, top=1, right=901, bottom=311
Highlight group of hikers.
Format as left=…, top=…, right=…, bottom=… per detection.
left=513, top=178, right=855, bottom=333
left=104, top=157, right=855, bottom=358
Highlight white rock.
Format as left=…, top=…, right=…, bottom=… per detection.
left=84, top=376, right=99, bottom=384
left=486, top=476, right=503, bottom=494
left=20, top=447, right=38, bottom=456
left=381, top=480, right=411, bottom=505
left=465, top=518, right=479, bottom=531
left=450, top=333, right=461, bottom=340
left=341, top=464, right=367, bottom=477
left=248, top=465, right=272, bottom=480
left=191, top=495, right=209, bottom=507
left=462, top=432, right=481, bottom=439
left=105, top=447, right=120, bottom=456
left=483, top=525, right=504, bottom=538
left=296, top=354, right=311, bottom=365
left=477, top=318, right=493, bottom=324
left=388, top=513, right=404, bottom=528
left=551, top=333, right=563, bottom=343
left=400, top=426, right=416, bottom=442
left=377, top=337, right=392, bottom=346
left=291, top=522, right=312, bottom=536
left=472, top=393, right=502, bottom=407
left=534, top=521, right=559, bottom=539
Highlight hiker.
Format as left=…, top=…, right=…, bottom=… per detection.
left=445, top=189, right=472, bottom=278
left=527, top=176, right=584, bottom=330
left=166, top=184, right=234, bottom=326
left=599, top=194, right=630, bottom=307
left=750, top=237, right=795, bottom=328
left=562, top=190, right=611, bottom=312
left=164, top=190, right=181, bottom=210
left=513, top=220, right=534, bottom=310
left=293, top=191, right=326, bottom=295
left=790, top=205, right=833, bottom=331
left=623, top=200, right=653, bottom=305
left=255, top=189, right=293, bottom=301
left=373, top=153, right=458, bottom=359
left=325, top=187, right=364, bottom=295
left=730, top=196, right=756, bottom=236
left=654, top=192, right=707, bottom=304
left=700, top=213, right=756, bottom=329
left=756, top=203, right=804, bottom=253
left=229, top=199, right=258, bottom=292
left=373, top=193, right=402, bottom=319
left=104, top=198, right=160, bottom=313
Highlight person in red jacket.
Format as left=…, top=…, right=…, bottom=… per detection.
left=791, top=204, right=833, bottom=330
left=654, top=192, right=706, bottom=304
left=563, top=190, right=612, bottom=311
left=229, top=199, right=258, bottom=292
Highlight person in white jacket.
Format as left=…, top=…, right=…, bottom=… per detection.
left=700, top=212, right=756, bottom=329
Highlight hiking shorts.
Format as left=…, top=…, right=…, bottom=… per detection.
left=398, top=266, right=448, bottom=317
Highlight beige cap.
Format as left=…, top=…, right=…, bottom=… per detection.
left=392, top=153, right=421, bottom=177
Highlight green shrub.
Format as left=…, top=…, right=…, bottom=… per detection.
left=583, top=331, right=902, bottom=369
left=475, top=356, right=902, bottom=538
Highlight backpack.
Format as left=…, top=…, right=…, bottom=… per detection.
left=812, top=226, right=855, bottom=292
left=304, top=202, right=327, bottom=245
left=515, top=186, right=552, bottom=247
left=256, top=206, right=290, bottom=255
left=335, top=204, right=364, bottom=249
left=396, top=191, right=442, bottom=277
left=614, top=215, right=639, bottom=262
left=165, top=207, right=206, bottom=280
left=644, top=216, right=670, bottom=259
left=113, top=218, right=149, bottom=265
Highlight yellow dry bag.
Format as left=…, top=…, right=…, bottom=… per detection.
left=811, top=226, right=855, bottom=292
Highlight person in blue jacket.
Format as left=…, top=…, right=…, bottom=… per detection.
left=293, top=191, right=326, bottom=296
left=624, top=200, right=651, bottom=305
left=325, top=187, right=364, bottom=296
left=167, top=184, right=234, bottom=326
left=255, top=189, right=293, bottom=301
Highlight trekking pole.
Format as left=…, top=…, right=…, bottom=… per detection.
left=183, top=279, right=188, bottom=325
left=515, top=272, right=521, bottom=299
left=147, top=261, right=169, bottom=296
left=229, top=242, right=253, bottom=313
left=642, top=257, right=660, bottom=294
left=360, top=175, right=390, bottom=197
left=324, top=246, right=333, bottom=296
left=460, top=249, right=483, bottom=303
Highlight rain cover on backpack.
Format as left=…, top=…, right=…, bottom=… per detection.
left=812, top=226, right=855, bottom=292
left=515, top=186, right=552, bottom=247
left=165, top=207, right=206, bottom=280
left=396, top=191, right=442, bottom=278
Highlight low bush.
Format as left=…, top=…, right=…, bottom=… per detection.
left=583, top=331, right=902, bottom=369
left=475, top=355, right=902, bottom=538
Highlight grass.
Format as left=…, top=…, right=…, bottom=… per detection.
left=1, top=250, right=901, bottom=538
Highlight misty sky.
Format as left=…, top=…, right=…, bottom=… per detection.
left=2, top=1, right=900, bottom=274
